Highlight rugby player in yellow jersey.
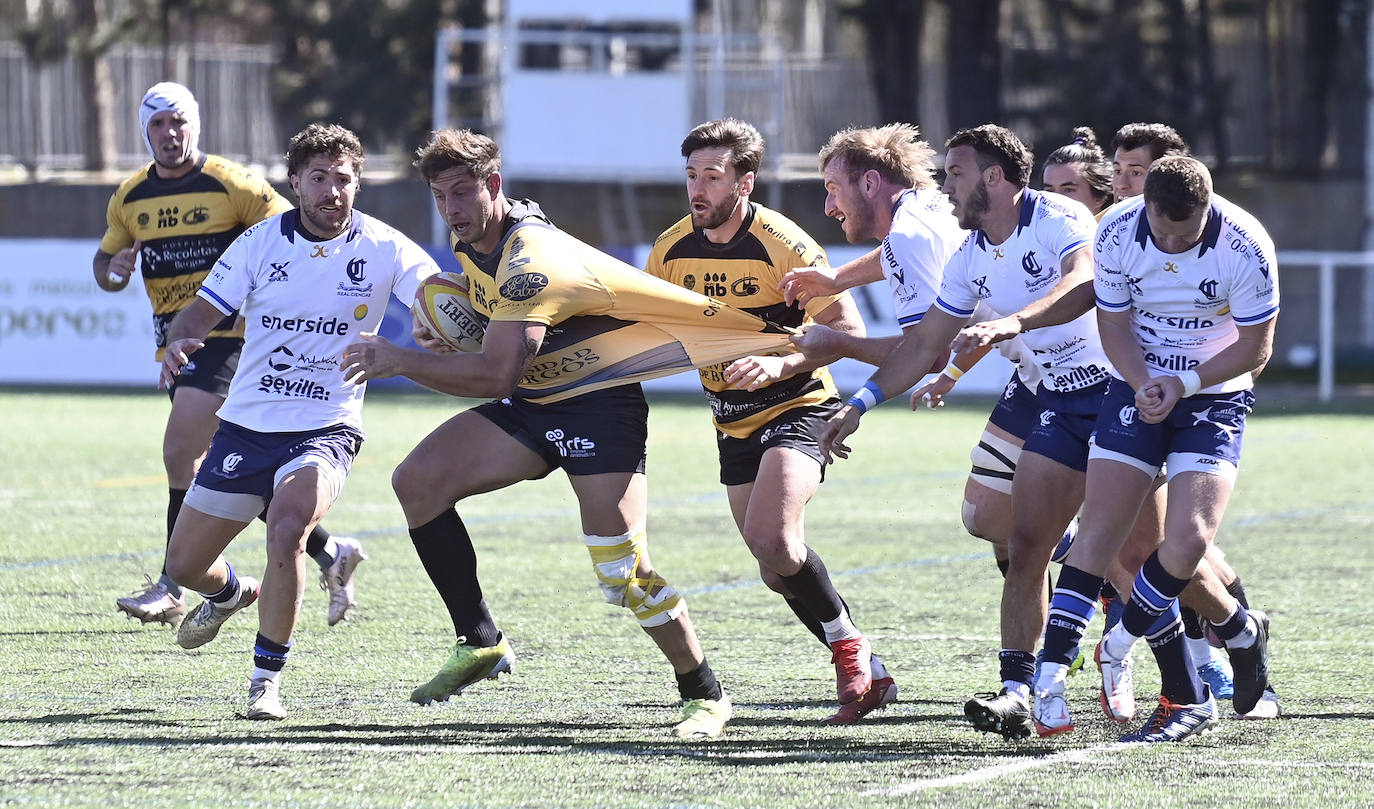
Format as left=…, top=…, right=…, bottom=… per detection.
left=644, top=118, right=896, bottom=723
left=341, top=129, right=794, bottom=739
left=94, top=82, right=364, bottom=629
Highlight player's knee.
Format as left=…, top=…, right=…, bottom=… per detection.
left=741, top=531, right=801, bottom=572
left=584, top=529, right=685, bottom=627
left=391, top=457, right=431, bottom=508
left=967, top=431, right=1019, bottom=502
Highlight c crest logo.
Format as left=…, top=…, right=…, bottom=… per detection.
left=1119, top=405, right=1137, bottom=426
left=1039, top=410, right=1056, bottom=427
left=346, top=258, right=367, bottom=284
left=1197, top=278, right=1219, bottom=299
left=222, top=452, right=244, bottom=473
left=1021, top=250, right=1045, bottom=277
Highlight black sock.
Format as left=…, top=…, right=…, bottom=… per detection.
left=411, top=508, right=500, bottom=647
left=675, top=660, right=723, bottom=702
left=1181, top=605, right=1206, bottom=639
left=996, top=558, right=1010, bottom=577
left=1225, top=576, right=1250, bottom=610
left=778, top=546, right=845, bottom=624
left=304, top=525, right=329, bottom=559
left=1100, top=579, right=1119, bottom=600
left=164, top=488, right=187, bottom=578
left=783, top=594, right=854, bottom=649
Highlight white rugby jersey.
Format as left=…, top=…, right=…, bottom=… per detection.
left=198, top=210, right=438, bottom=433
left=881, top=188, right=967, bottom=327
left=935, top=189, right=1111, bottom=392
left=1094, top=194, right=1279, bottom=393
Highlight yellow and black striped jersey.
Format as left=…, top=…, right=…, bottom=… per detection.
left=99, top=153, right=293, bottom=359
left=450, top=200, right=793, bottom=405
left=644, top=202, right=844, bottom=438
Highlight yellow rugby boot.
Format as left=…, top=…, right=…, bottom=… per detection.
left=673, top=692, right=731, bottom=740
left=409, top=636, right=514, bottom=705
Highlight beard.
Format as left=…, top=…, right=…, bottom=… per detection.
left=956, top=180, right=992, bottom=231
left=691, top=194, right=738, bottom=231
left=300, top=201, right=351, bottom=239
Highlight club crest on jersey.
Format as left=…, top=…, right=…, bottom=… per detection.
left=1196, top=278, right=1219, bottom=299
left=222, top=452, right=243, bottom=474
left=1119, top=405, right=1137, bottom=426
left=1039, top=410, right=1056, bottom=427
left=683, top=274, right=696, bottom=291
left=336, top=257, right=374, bottom=298
left=183, top=206, right=210, bottom=225
left=1021, top=250, right=1045, bottom=277
left=500, top=272, right=550, bottom=301
left=731, top=276, right=760, bottom=296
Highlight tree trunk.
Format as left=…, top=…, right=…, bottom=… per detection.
left=945, top=0, right=1002, bottom=129
left=73, top=0, right=116, bottom=171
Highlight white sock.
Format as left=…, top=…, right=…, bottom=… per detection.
left=1102, top=623, right=1139, bottom=661
left=1034, top=662, right=1068, bottom=695
left=1005, top=680, right=1032, bottom=700
left=821, top=611, right=862, bottom=643
left=251, top=667, right=282, bottom=684
left=1224, top=613, right=1259, bottom=649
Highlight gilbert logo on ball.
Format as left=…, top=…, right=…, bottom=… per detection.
left=415, top=272, right=486, bottom=352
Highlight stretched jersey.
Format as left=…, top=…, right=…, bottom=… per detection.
left=99, top=154, right=292, bottom=359
left=452, top=205, right=793, bottom=406
left=644, top=203, right=845, bottom=438
left=935, top=189, right=1111, bottom=393
left=882, top=188, right=967, bottom=328
left=198, top=210, right=438, bottom=433
left=1094, top=194, right=1279, bottom=393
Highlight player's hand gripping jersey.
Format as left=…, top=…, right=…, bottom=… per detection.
left=198, top=210, right=438, bottom=432
left=644, top=203, right=842, bottom=437
left=935, top=189, right=1112, bottom=392
left=1094, top=195, right=1279, bottom=393
left=453, top=212, right=793, bottom=406
left=99, top=154, right=293, bottom=359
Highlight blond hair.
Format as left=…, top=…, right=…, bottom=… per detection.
left=818, top=124, right=937, bottom=189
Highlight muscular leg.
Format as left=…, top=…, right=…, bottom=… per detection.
left=257, top=467, right=333, bottom=646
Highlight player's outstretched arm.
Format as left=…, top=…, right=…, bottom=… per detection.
left=342, top=320, right=544, bottom=398
left=909, top=343, right=992, bottom=410
left=159, top=297, right=224, bottom=389
left=779, top=247, right=881, bottom=307
left=728, top=293, right=867, bottom=390
left=952, top=246, right=1095, bottom=354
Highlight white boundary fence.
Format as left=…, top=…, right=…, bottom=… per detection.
left=1277, top=251, right=1374, bottom=402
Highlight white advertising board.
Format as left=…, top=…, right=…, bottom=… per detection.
left=0, top=239, right=161, bottom=386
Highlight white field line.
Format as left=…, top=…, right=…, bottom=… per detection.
left=864, top=744, right=1123, bottom=795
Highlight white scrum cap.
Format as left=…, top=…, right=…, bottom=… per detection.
left=139, top=81, right=200, bottom=158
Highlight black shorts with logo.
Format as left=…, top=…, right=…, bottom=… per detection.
left=167, top=337, right=241, bottom=402
left=716, top=401, right=840, bottom=486
left=473, top=383, right=649, bottom=478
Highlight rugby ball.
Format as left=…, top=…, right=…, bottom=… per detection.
left=415, top=271, right=485, bottom=353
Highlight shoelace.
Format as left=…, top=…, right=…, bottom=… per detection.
left=1144, top=696, right=1184, bottom=733
left=831, top=640, right=866, bottom=677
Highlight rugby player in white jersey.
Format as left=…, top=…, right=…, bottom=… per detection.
left=1033, top=156, right=1277, bottom=742
left=156, top=124, right=439, bottom=719
left=816, top=125, right=1115, bottom=740
left=96, top=83, right=364, bottom=629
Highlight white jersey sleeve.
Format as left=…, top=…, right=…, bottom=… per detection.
left=881, top=188, right=967, bottom=328
left=199, top=218, right=272, bottom=315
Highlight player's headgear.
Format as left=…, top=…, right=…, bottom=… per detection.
left=139, top=81, right=200, bottom=158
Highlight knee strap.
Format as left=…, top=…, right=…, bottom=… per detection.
left=969, top=429, right=1022, bottom=495
left=584, top=529, right=684, bottom=627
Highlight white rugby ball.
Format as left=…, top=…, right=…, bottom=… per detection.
left=415, top=271, right=485, bottom=353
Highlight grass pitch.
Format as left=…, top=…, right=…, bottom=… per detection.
left=1, top=387, right=1372, bottom=808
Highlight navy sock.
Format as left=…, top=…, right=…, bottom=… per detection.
left=1043, top=565, right=1103, bottom=666
left=999, top=649, right=1037, bottom=689
left=778, top=547, right=845, bottom=624
left=675, top=661, right=723, bottom=702
left=410, top=509, right=500, bottom=647
left=1144, top=605, right=1205, bottom=704
left=303, top=525, right=329, bottom=559
left=253, top=632, right=292, bottom=673
left=1209, top=604, right=1250, bottom=644
left=1181, top=605, right=1206, bottom=639
left=1121, top=552, right=1191, bottom=638
left=204, top=563, right=240, bottom=604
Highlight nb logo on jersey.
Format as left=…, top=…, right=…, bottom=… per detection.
left=222, top=452, right=244, bottom=473
left=992, top=248, right=1005, bottom=260
left=310, top=245, right=333, bottom=259
left=157, top=206, right=180, bottom=228
left=346, top=258, right=367, bottom=284
left=730, top=276, right=760, bottom=296
left=268, top=261, right=290, bottom=282
left=1119, top=405, right=1138, bottom=426
left=973, top=275, right=992, bottom=298
left=1197, top=279, right=1219, bottom=299
left=1039, top=410, right=1056, bottom=427
left=702, top=272, right=729, bottom=298
left=1163, top=261, right=1179, bottom=273
left=1021, top=250, right=1045, bottom=277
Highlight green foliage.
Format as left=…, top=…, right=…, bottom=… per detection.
left=1, top=389, right=1372, bottom=808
